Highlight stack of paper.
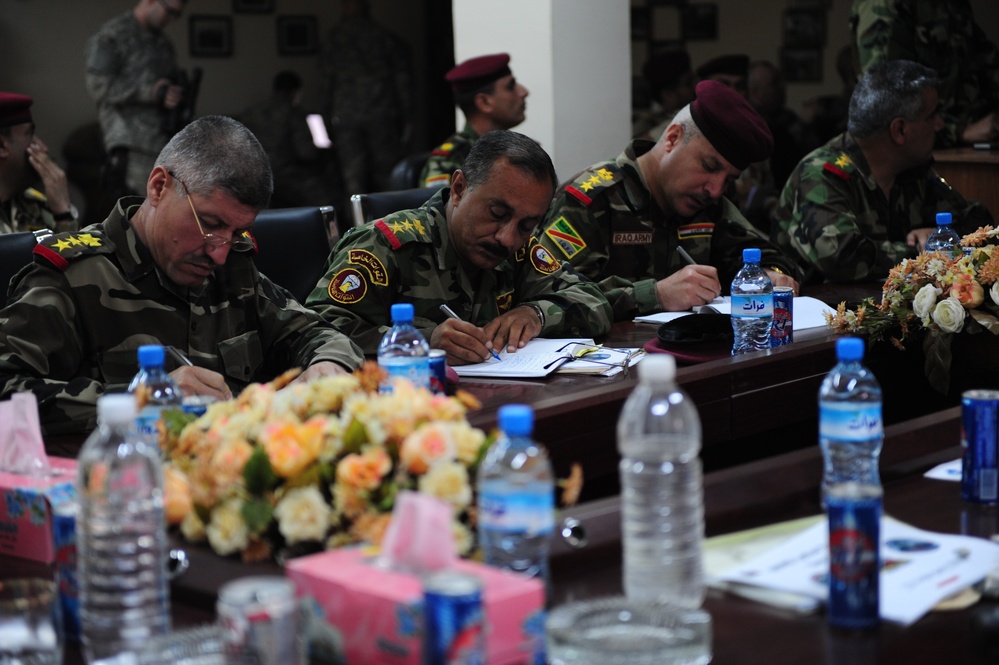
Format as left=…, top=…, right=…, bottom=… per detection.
left=452, top=338, right=596, bottom=378
left=635, top=296, right=835, bottom=331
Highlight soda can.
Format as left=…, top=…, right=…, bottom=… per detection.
left=961, top=389, right=999, bottom=504
left=826, top=486, right=881, bottom=629
left=217, top=576, right=305, bottom=665
left=422, top=570, right=485, bottom=665
left=182, top=395, right=216, bottom=417
left=770, top=286, right=794, bottom=347
left=429, top=349, right=448, bottom=395
left=52, top=499, right=80, bottom=644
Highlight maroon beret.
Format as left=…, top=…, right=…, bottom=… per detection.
left=643, top=50, right=692, bottom=89
left=696, top=54, right=750, bottom=80
left=0, top=92, right=33, bottom=128
left=446, top=53, right=512, bottom=94
left=689, top=80, right=773, bottom=170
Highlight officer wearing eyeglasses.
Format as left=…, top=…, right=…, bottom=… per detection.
left=0, top=115, right=364, bottom=435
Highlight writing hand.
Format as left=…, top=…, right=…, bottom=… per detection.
left=170, top=365, right=232, bottom=401
left=431, top=317, right=494, bottom=365
left=482, top=306, right=542, bottom=354
left=655, top=265, right=721, bottom=311
left=292, top=361, right=348, bottom=384
left=765, top=270, right=800, bottom=296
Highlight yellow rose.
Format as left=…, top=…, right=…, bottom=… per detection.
left=400, top=423, right=457, bottom=475
left=260, top=417, right=325, bottom=478
left=206, top=499, right=249, bottom=556
left=418, top=461, right=472, bottom=511
left=274, top=486, right=332, bottom=545
left=180, top=511, right=206, bottom=542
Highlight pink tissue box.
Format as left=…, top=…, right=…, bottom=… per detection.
left=0, top=456, right=77, bottom=563
left=286, top=547, right=546, bottom=665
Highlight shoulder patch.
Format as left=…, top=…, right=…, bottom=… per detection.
left=326, top=268, right=368, bottom=304
left=565, top=163, right=624, bottom=206
left=430, top=142, right=454, bottom=157
left=424, top=173, right=451, bottom=187
left=544, top=216, right=587, bottom=259
left=375, top=217, right=431, bottom=250
left=33, top=231, right=112, bottom=271
left=23, top=188, right=47, bottom=203
left=347, top=249, right=388, bottom=286
left=822, top=153, right=854, bottom=181
left=529, top=239, right=561, bottom=275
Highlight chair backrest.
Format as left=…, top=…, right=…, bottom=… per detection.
left=0, top=231, right=41, bottom=309
left=251, top=206, right=335, bottom=303
left=388, top=151, right=431, bottom=190
left=349, top=187, right=439, bottom=228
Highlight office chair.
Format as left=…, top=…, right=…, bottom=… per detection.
left=349, top=187, right=439, bottom=228
left=388, top=151, right=431, bottom=190
left=251, top=205, right=336, bottom=303
left=0, top=231, right=47, bottom=309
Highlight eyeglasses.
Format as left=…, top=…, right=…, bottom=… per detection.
left=156, top=0, right=183, bottom=18
left=169, top=171, right=254, bottom=253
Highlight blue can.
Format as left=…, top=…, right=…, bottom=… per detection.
left=770, top=286, right=794, bottom=347
left=826, top=487, right=881, bottom=629
left=422, top=571, right=485, bottom=665
left=429, top=349, right=447, bottom=395
left=961, top=390, right=999, bottom=504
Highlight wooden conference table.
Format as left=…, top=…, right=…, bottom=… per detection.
left=933, top=147, right=999, bottom=220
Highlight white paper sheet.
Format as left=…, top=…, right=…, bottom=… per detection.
left=925, top=459, right=963, bottom=482
left=451, top=338, right=595, bottom=378
left=635, top=296, right=835, bottom=331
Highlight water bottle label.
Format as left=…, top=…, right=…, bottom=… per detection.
left=379, top=357, right=430, bottom=391
left=478, top=491, right=555, bottom=535
left=731, top=295, right=773, bottom=318
left=820, top=403, right=882, bottom=441
left=136, top=406, right=165, bottom=436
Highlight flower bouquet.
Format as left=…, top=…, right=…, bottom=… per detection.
left=825, top=226, right=999, bottom=393
left=160, top=363, right=580, bottom=563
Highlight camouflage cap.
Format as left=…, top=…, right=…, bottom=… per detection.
left=0, top=92, right=33, bottom=128
left=690, top=80, right=773, bottom=170
left=446, top=53, right=512, bottom=94
left=696, top=54, right=750, bottom=80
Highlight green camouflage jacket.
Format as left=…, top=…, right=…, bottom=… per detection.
left=419, top=123, right=479, bottom=188
left=0, top=189, right=68, bottom=235
left=537, top=140, right=799, bottom=321
left=770, top=132, right=993, bottom=284
left=305, top=188, right=613, bottom=354
left=0, top=198, right=363, bottom=435
left=851, top=0, right=999, bottom=147
left=84, top=11, right=179, bottom=155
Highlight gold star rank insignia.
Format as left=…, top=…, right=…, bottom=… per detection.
left=412, top=219, right=426, bottom=236
left=76, top=233, right=102, bottom=247
left=596, top=168, right=614, bottom=181
left=53, top=238, right=73, bottom=252
left=835, top=154, right=853, bottom=169
left=390, top=221, right=405, bottom=234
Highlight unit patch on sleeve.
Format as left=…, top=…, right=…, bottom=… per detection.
left=348, top=249, right=388, bottom=286
left=544, top=216, right=587, bottom=259
left=326, top=268, right=368, bottom=304
left=676, top=223, right=714, bottom=241
left=530, top=243, right=561, bottom=274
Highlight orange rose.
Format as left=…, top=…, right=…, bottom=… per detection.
left=336, top=447, right=392, bottom=491
left=399, top=423, right=456, bottom=475
left=260, top=417, right=325, bottom=478
left=950, top=274, right=985, bottom=308
left=163, top=465, right=192, bottom=525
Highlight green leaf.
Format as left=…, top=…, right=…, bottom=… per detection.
left=243, top=445, right=278, bottom=496
left=342, top=418, right=367, bottom=454
left=241, top=498, right=273, bottom=536
left=922, top=332, right=953, bottom=394
left=162, top=409, right=197, bottom=437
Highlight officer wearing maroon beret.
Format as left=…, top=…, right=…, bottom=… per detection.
left=539, top=80, right=801, bottom=322
left=0, top=92, right=78, bottom=235
left=419, top=53, right=529, bottom=188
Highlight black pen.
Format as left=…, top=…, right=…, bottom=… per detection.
left=167, top=346, right=194, bottom=367
left=676, top=245, right=697, bottom=266
left=439, top=304, right=502, bottom=361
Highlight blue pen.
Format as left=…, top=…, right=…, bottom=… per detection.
left=439, top=303, right=502, bottom=361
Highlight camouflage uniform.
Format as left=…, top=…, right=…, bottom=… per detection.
left=305, top=188, right=613, bottom=354
left=851, top=0, right=999, bottom=147
left=771, top=132, right=993, bottom=284
left=538, top=140, right=798, bottom=321
left=239, top=95, right=331, bottom=207
left=0, top=198, right=364, bottom=435
left=84, top=11, right=181, bottom=193
left=419, top=123, right=478, bottom=188
left=320, top=14, right=413, bottom=195
left=0, top=189, right=67, bottom=234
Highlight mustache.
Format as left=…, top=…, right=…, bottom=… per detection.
left=482, top=242, right=509, bottom=260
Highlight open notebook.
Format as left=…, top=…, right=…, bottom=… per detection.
left=452, top=338, right=601, bottom=378
left=635, top=296, right=835, bottom=331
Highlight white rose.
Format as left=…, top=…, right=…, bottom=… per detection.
left=274, top=486, right=332, bottom=545
left=931, top=297, right=967, bottom=333
left=912, top=284, right=942, bottom=323
left=418, top=461, right=472, bottom=511
left=206, top=499, right=249, bottom=556
left=991, top=281, right=999, bottom=307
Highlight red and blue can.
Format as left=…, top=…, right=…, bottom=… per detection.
left=961, top=389, right=999, bottom=504
left=826, top=486, right=881, bottom=629
left=770, top=286, right=794, bottom=347
left=429, top=349, right=448, bottom=395
left=422, top=571, right=485, bottom=665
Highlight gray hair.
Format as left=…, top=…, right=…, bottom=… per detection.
left=659, top=105, right=702, bottom=145
left=155, top=115, right=273, bottom=209
left=461, top=130, right=557, bottom=191
left=847, top=60, right=939, bottom=138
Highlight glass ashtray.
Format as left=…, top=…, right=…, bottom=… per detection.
left=546, top=596, right=712, bottom=665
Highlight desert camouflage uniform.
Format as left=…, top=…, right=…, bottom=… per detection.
left=306, top=188, right=612, bottom=354
left=771, top=132, right=992, bottom=284
left=419, top=123, right=478, bottom=189
left=0, top=189, right=63, bottom=234
left=538, top=140, right=798, bottom=321
left=851, top=0, right=999, bottom=147
left=0, top=197, right=363, bottom=435
left=320, top=14, right=413, bottom=196
left=85, top=12, right=181, bottom=193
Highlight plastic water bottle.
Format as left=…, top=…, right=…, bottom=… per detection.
left=730, top=247, right=773, bottom=355
left=923, top=211, right=962, bottom=256
left=377, top=303, right=430, bottom=391
left=477, top=404, right=555, bottom=583
left=617, top=354, right=704, bottom=608
left=77, top=393, right=171, bottom=663
left=127, top=344, right=183, bottom=443
left=819, top=337, right=883, bottom=507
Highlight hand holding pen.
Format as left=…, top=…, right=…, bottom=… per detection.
left=436, top=304, right=503, bottom=363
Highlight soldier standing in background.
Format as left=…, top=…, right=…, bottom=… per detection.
left=85, top=0, right=189, bottom=199
left=320, top=0, right=414, bottom=198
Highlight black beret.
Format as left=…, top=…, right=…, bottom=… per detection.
left=0, top=92, right=33, bottom=128
left=643, top=50, right=692, bottom=89
left=690, top=80, right=773, bottom=169
left=696, top=54, right=750, bottom=80
left=446, top=53, right=512, bottom=94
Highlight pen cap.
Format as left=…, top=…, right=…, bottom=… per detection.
left=390, top=302, right=415, bottom=324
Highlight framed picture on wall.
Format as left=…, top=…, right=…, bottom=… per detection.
left=277, top=15, right=319, bottom=55
left=682, top=3, right=718, bottom=41
left=781, top=48, right=823, bottom=82
left=233, top=0, right=274, bottom=13
left=189, top=16, right=232, bottom=57
left=783, top=9, right=827, bottom=48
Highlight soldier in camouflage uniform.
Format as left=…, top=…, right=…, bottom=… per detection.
left=772, top=60, right=992, bottom=285
left=539, top=81, right=799, bottom=322
left=308, top=131, right=611, bottom=363
left=85, top=0, right=188, bottom=195
left=420, top=53, right=529, bottom=189
left=0, top=93, right=78, bottom=234
left=0, top=116, right=363, bottom=435
left=851, top=0, right=999, bottom=147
